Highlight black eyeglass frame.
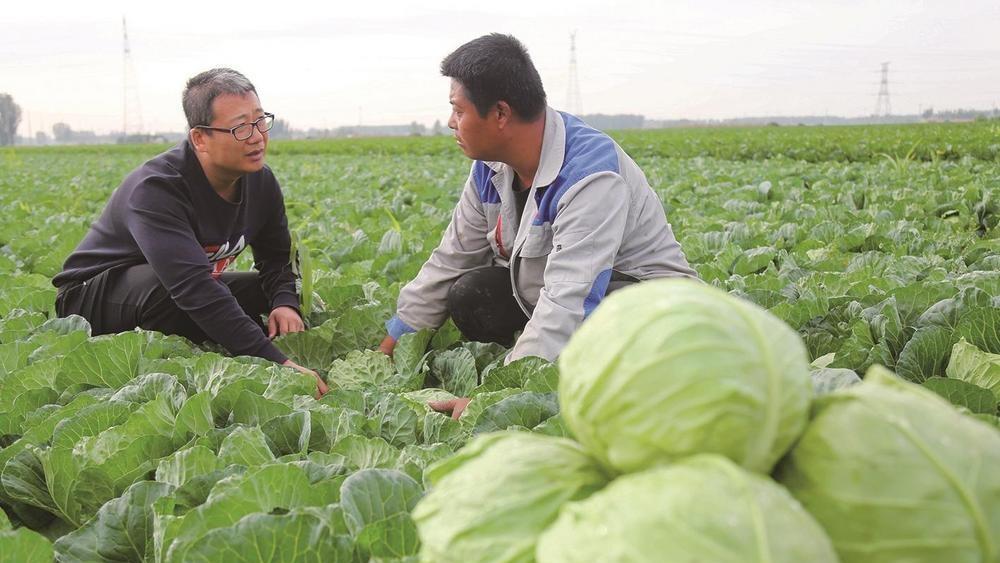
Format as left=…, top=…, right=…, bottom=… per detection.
left=193, top=112, right=275, bottom=141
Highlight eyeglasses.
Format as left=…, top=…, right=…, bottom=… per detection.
left=194, top=112, right=274, bottom=141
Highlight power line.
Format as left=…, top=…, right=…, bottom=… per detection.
left=122, top=16, right=143, bottom=137
left=566, top=31, right=583, bottom=115
left=874, top=62, right=891, bottom=117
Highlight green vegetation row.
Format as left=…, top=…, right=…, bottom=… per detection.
left=6, top=119, right=999, bottom=162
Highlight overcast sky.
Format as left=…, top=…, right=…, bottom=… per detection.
left=3, top=0, right=999, bottom=135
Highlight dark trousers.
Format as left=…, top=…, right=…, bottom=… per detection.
left=446, top=266, right=635, bottom=346
left=55, top=264, right=270, bottom=344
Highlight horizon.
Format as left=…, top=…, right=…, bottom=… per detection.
left=17, top=106, right=999, bottom=142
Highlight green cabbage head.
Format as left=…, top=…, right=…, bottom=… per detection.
left=559, top=278, right=812, bottom=474
left=777, top=366, right=1000, bottom=563
left=536, top=454, right=838, bottom=563
left=947, top=338, right=1000, bottom=400
left=412, top=432, right=608, bottom=563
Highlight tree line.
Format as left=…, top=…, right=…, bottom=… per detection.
left=0, top=93, right=21, bottom=146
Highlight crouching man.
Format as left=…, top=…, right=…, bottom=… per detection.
left=53, top=68, right=327, bottom=397
left=380, top=35, right=697, bottom=417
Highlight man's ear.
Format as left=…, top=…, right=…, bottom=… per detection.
left=495, top=101, right=513, bottom=129
left=189, top=128, right=207, bottom=152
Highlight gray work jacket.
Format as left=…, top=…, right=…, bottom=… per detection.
left=387, top=107, right=698, bottom=362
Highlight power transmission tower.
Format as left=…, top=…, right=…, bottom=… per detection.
left=566, top=31, right=583, bottom=116
left=873, top=62, right=891, bottom=118
left=122, top=17, right=144, bottom=139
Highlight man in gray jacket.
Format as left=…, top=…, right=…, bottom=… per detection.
left=380, top=34, right=697, bottom=416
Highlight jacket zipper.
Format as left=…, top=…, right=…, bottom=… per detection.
left=510, top=250, right=533, bottom=318
left=501, top=177, right=534, bottom=318
left=508, top=216, right=533, bottom=318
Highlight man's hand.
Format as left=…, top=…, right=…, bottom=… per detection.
left=268, top=306, right=304, bottom=339
left=428, top=397, right=472, bottom=421
left=282, top=359, right=329, bottom=398
left=378, top=335, right=397, bottom=357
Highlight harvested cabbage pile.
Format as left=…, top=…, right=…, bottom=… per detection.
left=413, top=279, right=1000, bottom=563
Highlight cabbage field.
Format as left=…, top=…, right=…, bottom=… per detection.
left=0, top=120, right=998, bottom=562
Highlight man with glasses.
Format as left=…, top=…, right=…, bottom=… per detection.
left=53, top=68, right=327, bottom=397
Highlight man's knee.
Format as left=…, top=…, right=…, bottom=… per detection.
left=129, top=267, right=175, bottom=316
left=119, top=265, right=202, bottom=339
left=446, top=267, right=525, bottom=345
left=447, top=267, right=509, bottom=316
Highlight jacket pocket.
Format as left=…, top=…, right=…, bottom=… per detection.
left=519, top=224, right=553, bottom=258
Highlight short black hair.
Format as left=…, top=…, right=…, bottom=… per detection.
left=441, top=34, right=547, bottom=121
left=182, top=68, right=257, bottom=129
